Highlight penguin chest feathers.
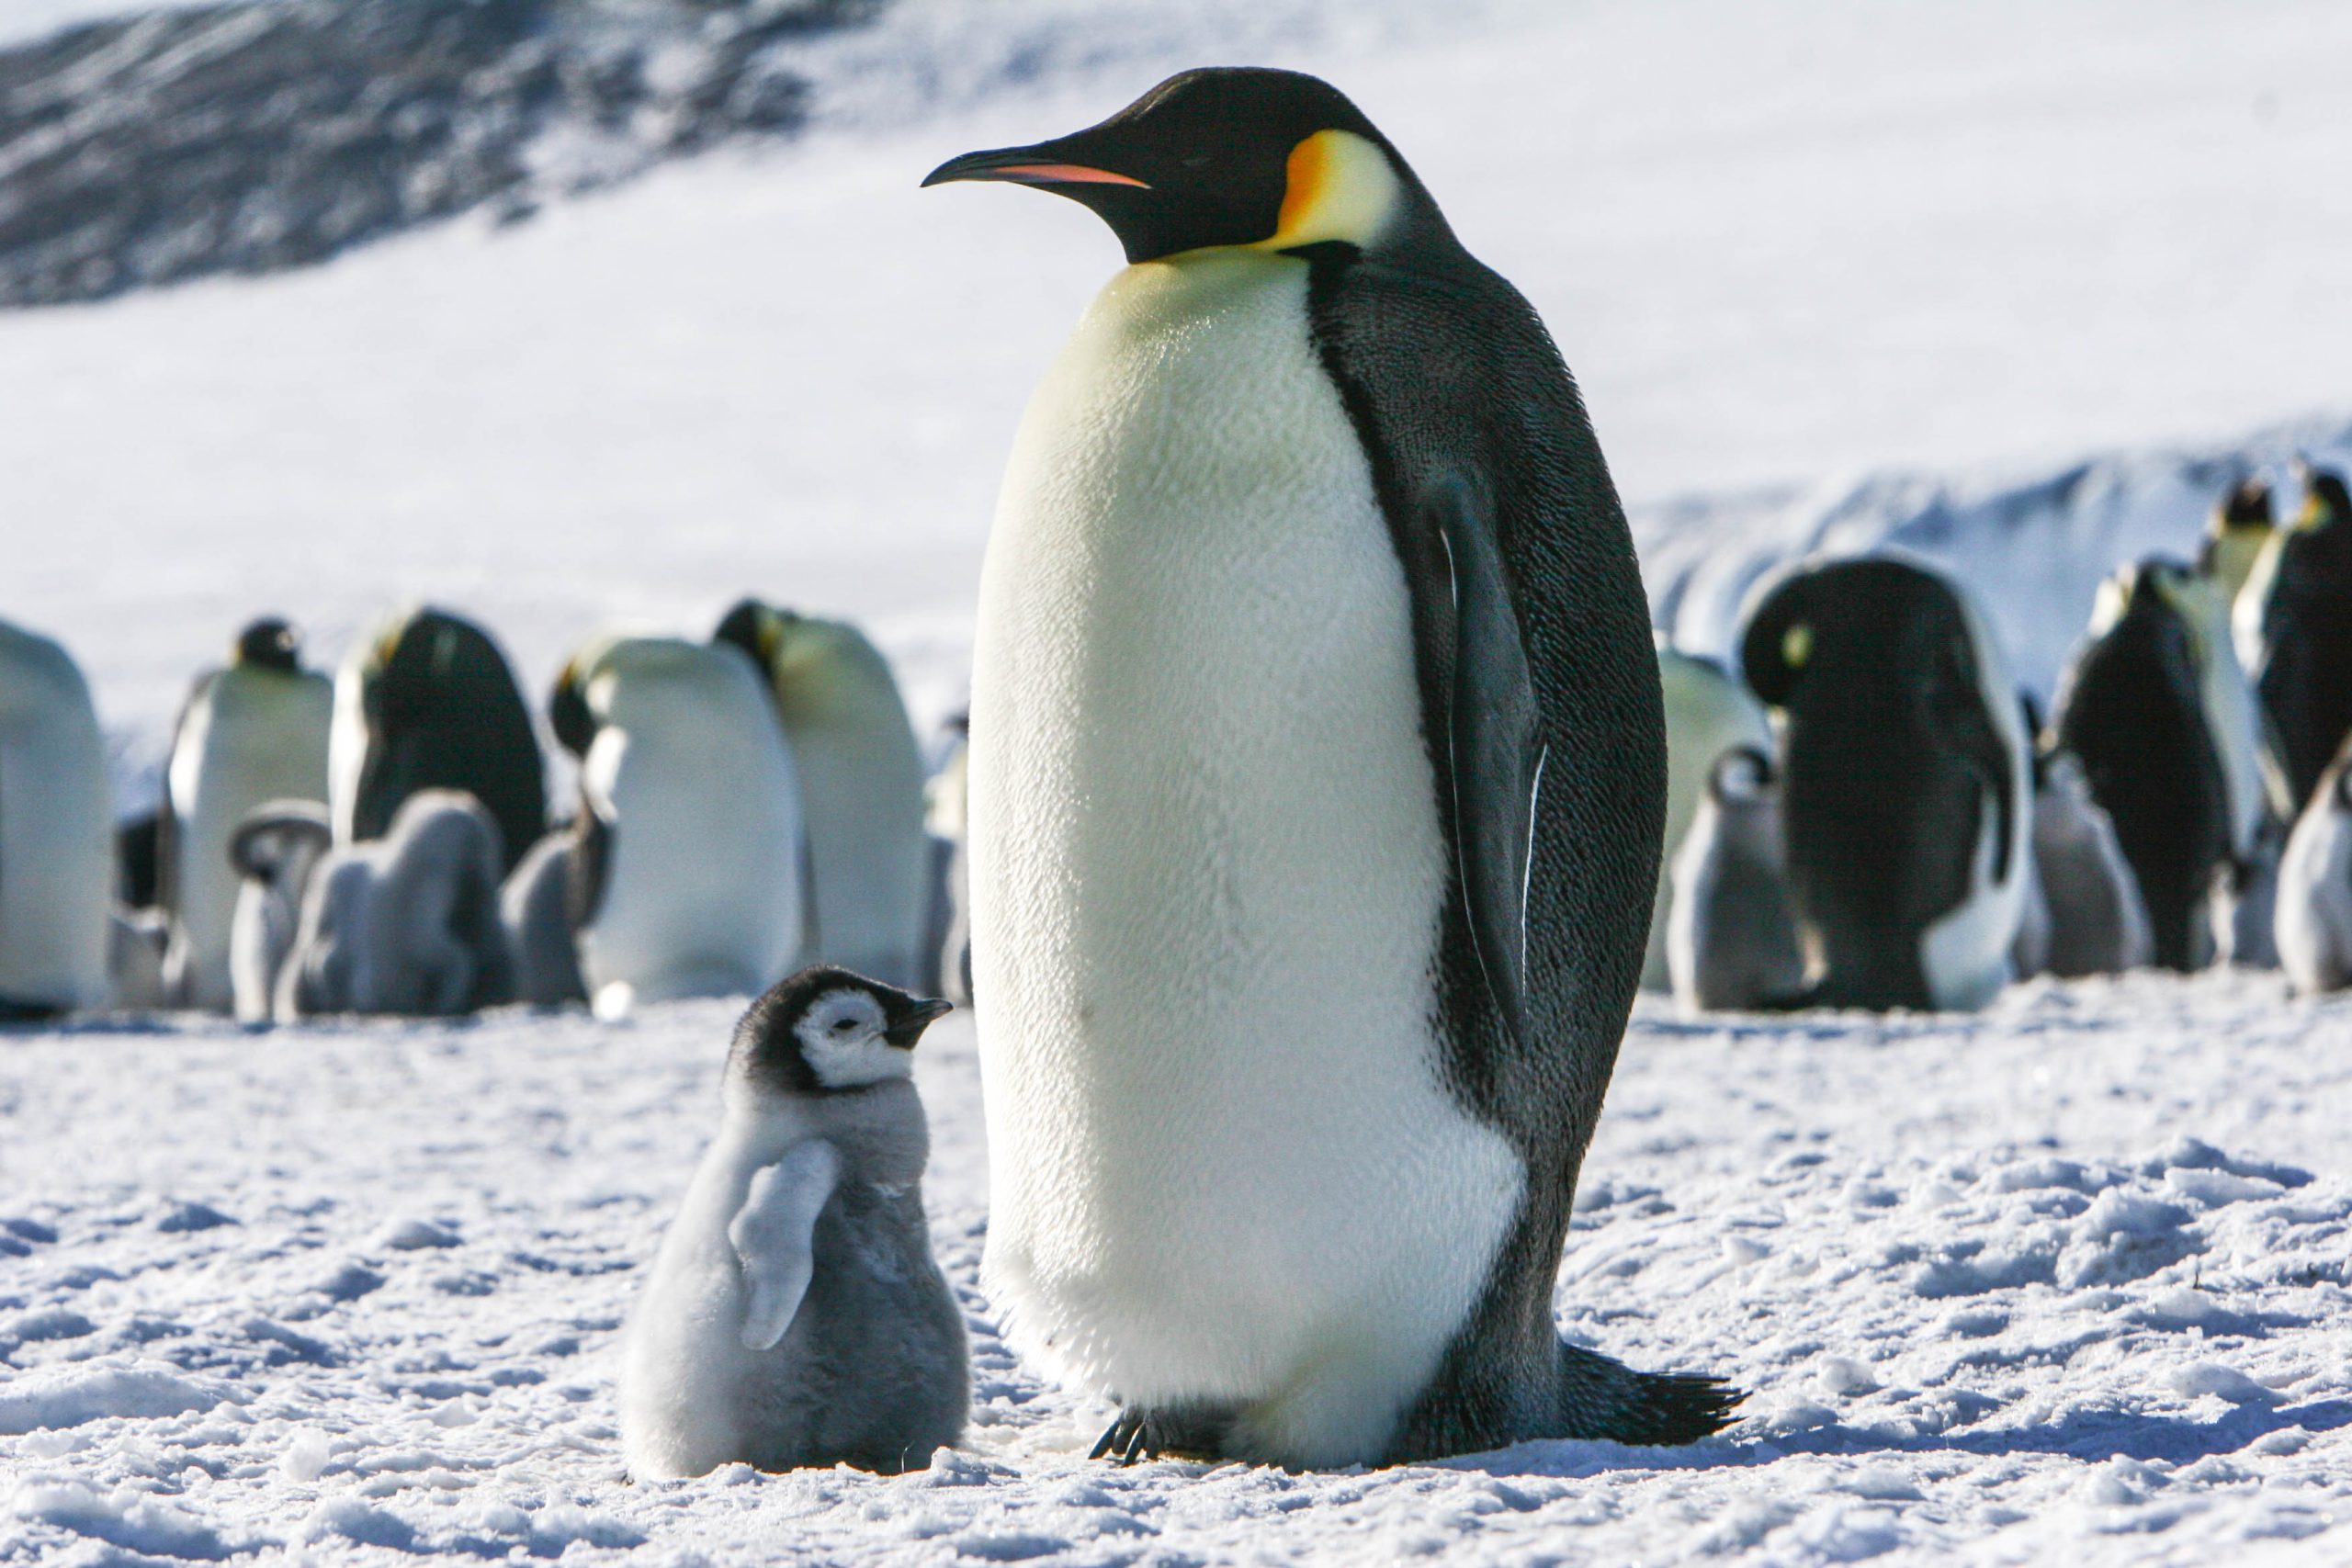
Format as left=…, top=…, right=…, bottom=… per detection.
left=969, top=250, right=1522, bottom=1466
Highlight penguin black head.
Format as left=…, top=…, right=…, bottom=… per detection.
left=729, top=965, right=953, bottom=1097
left=922, top=67, right=1437, bottom=264
left=2297, top=466, right=2349, bottom=529
left=2219, top=477, right=2273, bottom=529
left=234, top=617, right=301, bottom=673
left=548, top=658, right=596, bottom=759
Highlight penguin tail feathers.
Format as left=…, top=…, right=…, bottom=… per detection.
left=1556, top=1342, right=1744, bottom=1446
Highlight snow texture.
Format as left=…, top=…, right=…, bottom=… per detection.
left=5, top=982, right=2352, bottom=1564
left=5, top=0, right=2352, bottom=1562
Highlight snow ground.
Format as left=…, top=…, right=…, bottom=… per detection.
left=7, top=2, right=2352, bottom=1562
left=6, top=976, right=2351, bottom=1565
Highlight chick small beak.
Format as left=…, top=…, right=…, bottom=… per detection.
left=884, top=997, right=955, bottom=1048
left=922, top=146, right=1149, bottom=189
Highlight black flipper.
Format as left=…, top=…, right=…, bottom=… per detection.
left=1428, top=475, right=1540, bottom=1045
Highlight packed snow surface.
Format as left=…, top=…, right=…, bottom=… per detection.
left=6, top=979, right=2352, bottom=1565
left=6, top=1, right=2352, bottom=1563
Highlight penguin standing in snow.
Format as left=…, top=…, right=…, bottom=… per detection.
left=1645, top=639, right=1774, bottom=992
left=925, top=67, right=1733, bottom=1466
left=156, top=618, right=333, bottom=1010
left=1737, top=553, right=2030, bottom=1010
left=621, top=966, right=965, bottom=1478
left=227, top=799, right=334, bottom=1021
left=552, top=634, right=805, bottom=1018
left=2239, top=467, right=2352, bottom=817
left=331, top=607, right=546, bottom=876
left=0, top=620, right=110, bottom=1017
left=277, top=789, right=513, bottom=1019
left=1667, top=746, right=1804, bottom=1011
left=713, top=602, right=933, bottom=989
left=2277, top=735, right=2352, bottom=995
left=2200, top=476, right=2276, bottom=612
left=2029, top=751, right=2153, bottom=977
left=499, top=829, right=588, bottom=1007
left=2052, top=558, right=2259, bottom=971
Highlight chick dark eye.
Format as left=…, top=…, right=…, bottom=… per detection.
left=831, top=1018, right=856, bottom=1034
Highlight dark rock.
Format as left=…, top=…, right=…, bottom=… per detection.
left=0, top=0, right=884, bottom=310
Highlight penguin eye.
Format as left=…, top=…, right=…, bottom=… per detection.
left=831, top=1016, right=858, bottom=1034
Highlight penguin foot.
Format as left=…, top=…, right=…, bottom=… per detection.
left=1087, top=1405, right=1230, bottom=1464
left=1557, top=1343, right=1745, bottom=1445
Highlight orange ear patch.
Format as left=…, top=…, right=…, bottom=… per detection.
left=1276, top=134, right=1334, bottom=239
left=1261, top=130, right=1400, bottom=250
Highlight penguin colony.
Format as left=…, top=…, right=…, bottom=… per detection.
left=5, top=63, right=2351, bottom=1484
left=1648, top=459, right=2352, bottom=1008
left=13, top=601, right=945, bottom=1024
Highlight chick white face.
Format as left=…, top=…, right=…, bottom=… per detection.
left=793, top=987, right=915, bottom=1089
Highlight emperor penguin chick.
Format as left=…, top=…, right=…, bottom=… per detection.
left=621, top=967, right=967, bottom=1480
left=1667, top=747, right=1804, bottom=1011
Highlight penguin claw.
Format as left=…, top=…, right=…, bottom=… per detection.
left=1089, top=1407, right=1228, bottom=1465
left=1089, top=1413, right=1143, bottom=1463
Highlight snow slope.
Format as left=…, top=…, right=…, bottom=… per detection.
left=5, top=978, right=2351, bottom=1565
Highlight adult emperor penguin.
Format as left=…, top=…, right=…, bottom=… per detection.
left=155, top=618, right=333, bottom=1010
left=924, top=67, right=1734, bottom=1465
left=2052, top=558, right=2260, bottom=970
left=0, top=620, right=110, bottom=1017
left=2239, top=467, right=2352, bottom=817
left=551, top=634, right=805, bottom=1019
left=331, top=607, right=545, bottom=876
left=1738, top=553, right=2031, bottom=1010
left=2199, top=476, right=2276, bottom=611
left=1666, top=747, right=1804, bottom=1012
left=712, top=602, right=932, bottom=988
left=621, top=967, right=965, bottom=1478
left=2276, top=735, right=2352, bottom=995
left=1645, top=638, right=1774, bottom=992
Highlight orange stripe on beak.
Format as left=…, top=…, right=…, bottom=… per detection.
left=990, top=164, right=1151, bottom=188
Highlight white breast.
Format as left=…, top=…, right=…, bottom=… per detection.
left=967, top=251, right=1521, bottom=1466
left=577, top=642, right=804, bottom=1016
left=2278, top=791, right=2352, bottom=996
left=165, top=669, right=334, bottom=1010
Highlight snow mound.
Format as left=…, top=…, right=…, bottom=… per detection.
left=0, top=1363, right=232, bottom=1435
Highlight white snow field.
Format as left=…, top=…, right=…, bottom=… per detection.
left=7, top=0, right=2352, bottom=1563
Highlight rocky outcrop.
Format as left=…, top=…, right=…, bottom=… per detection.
left=0, top=0, right=880, bottom=309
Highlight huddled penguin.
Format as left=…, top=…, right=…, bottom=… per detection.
left=925, top=67, right=1735, bottom=1465
left=500, top=829, right=588, bottom=1007
left=155, top=618, right=333, bottom=1010
left=1645, top=638, right=1774, bottom=992
left=552, top=635, right=805, bottom=1019
left=714, top=602, right=932, bottom=989
left=227, top=800, right=334, bottom=1022
left=1737, top=552, right=2030, bottom=1010
left=2052, top=558, right=2259, bottom=970
left=331, top=607, right=545, bottom=876
left=2276, top=736, right=2352, bottom=995
left=621, top=966, right=965, bottom=1478
left=2029, top=750, right=2153, bottom=977
left=2238, top=467, right=2352, bottom=817
left=0, top=620, right=111, bottom=1018
left=2200, top=476, right=2276, bottom=611
left=1666, top=747, right=1804, bottom=1011
left=277, top=789, right=512, bottom=1019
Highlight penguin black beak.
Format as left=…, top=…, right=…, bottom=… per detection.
left=884, top=998, right=954, bottom=1048
left=921, top=144, right=1151, bottom=190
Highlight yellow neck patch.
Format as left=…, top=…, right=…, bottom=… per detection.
left=1257, top=130, right=1401, bottom=251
